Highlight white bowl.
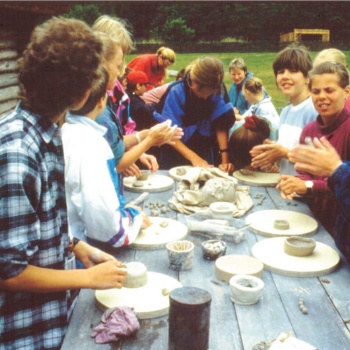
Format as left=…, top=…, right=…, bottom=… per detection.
left=229, top=274, right=264, bottom=305
left=209, top=202, right=235, bottom=219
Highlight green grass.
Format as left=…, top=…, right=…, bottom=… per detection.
left=126, top=51, right=350, bottom=112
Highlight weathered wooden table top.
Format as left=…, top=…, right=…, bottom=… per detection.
left=61, top=170, right=350, bottom=350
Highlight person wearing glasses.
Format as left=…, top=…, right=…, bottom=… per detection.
left=153, top=57, right=235, bottom=172
left=127, top=47, right=176, bottom=90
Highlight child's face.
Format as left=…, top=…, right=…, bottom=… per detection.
left=243, top=89, right=255, bottom=105
left=276, top=68, right=309, bottom=101
left=106, top=47, right=123, bottom=90
left=310, top=73, right=348, bottom=124
left=230, top=68, right=246, bottom=85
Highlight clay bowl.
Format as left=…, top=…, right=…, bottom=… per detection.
left=137, top=170, right=149, bottom=181
left=209, top=202, right=235, bottom=220
left=166, top=240, right=194, bottom=271
left=229, top=274, right=264, bottom=305
left=123, top=262, right=148, bottom=288
left=284, top=237, right=316, bottom=257
left=202, top=239, right=227, bottom=260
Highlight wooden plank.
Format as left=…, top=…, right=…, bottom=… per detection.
left=0, top=99, right=17, bottom=116
left=273, top=274, right=350, bottom=349
left=0, top=60, right=17, bottom=72
left=318, top=253, right=350, bottom=331
left=121, top=184, right=179, bottom=349
left=60, top=172, right=350, bottom=350
left=61, top=289, right=118, bottom=350
left=0, top=49, right=17, bottom=60
left=0, top=73, right=18, bottom=88
left=0, top=85, right=19, bottom=102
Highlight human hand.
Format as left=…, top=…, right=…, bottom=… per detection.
left=73, top=241, right=117, bottom=269
left=147, top=121, right=183, bottom=146
left=250, top=140, right=286, bottom=170
left=124, top=204, right=151, bottom=229
left=191, top=157, right=214, bottom=168
left=123, top=163, right=141, bottom=178
left=86, top=260, right=127, bottom=290
left=139, top=153, right=159, bottom=173
left=276, top=175, right=307, bottom=200
left=288, top=137, right=342, bottom=177
left=141, top=211, right=152, bottom=229
left=218, top=162, right=234, bottom=174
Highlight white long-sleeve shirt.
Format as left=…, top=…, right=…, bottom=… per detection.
left=62, top=114, right=142, bottom=247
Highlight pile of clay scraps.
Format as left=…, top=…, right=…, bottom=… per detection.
left=168, top=167, right=254, bottom=217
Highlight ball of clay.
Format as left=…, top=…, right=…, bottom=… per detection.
left=133, top=180, right=144, bottom=187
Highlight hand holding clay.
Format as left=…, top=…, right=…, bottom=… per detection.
left=85, top=260, right=127, bottom=290
left=250, top=140, right=287, bottom=170
left=148, top=120, right=183, bottom=147
left=218, top=162, right=234, bottom=173
left=123, top=163, right=141, bottom=178
left=288, top=137, right=342, bottom=177
left=139, top=153, right=159, bottom=173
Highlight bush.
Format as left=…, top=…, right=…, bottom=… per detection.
left=160, top=18, right=195, bottom=43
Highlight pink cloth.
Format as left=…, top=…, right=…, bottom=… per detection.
left=91, top=306, right=140, bottom=344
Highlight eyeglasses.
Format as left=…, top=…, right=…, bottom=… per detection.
left=161, top=56, right=174, bottom=64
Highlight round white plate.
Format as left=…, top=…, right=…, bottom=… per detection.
left=233, top=170, right=279, bottom=187
left=130, top=217, right=188, bottom=250
left=246, top=209, right=318, bottom=237
left=123, top=173, right=174, bottom=193
left=168, top=165, right=194, bottom=181
left=252, top=237, right=339, bottom=277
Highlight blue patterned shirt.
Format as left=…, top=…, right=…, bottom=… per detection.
left=0, top=103, right=69, bottom=349
left=328, top=162, right=350, bottom=262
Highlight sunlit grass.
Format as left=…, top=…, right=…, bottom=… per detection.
left=126, top=51, right=350, bottom=112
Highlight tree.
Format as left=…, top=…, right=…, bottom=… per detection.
left=160, top=17, right=195, bottom=43
left=62, top=4, right=101, bottom=26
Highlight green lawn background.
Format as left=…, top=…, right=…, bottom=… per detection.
left=126, top=51, right=350, bottom=112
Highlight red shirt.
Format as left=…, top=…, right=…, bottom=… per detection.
left=127, top=54, right=165, bottom=91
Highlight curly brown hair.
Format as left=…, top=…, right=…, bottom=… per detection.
left=18, top=17, right=103, bottom=119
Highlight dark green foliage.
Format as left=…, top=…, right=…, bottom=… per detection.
left=61, top=2, right=350, bottom=44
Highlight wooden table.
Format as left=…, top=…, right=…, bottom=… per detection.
left=61, top=170, right=350, bottom=350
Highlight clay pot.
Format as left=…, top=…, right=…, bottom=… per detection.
left=166, top=240, right=194, bottom=271
left=202, top=239, right=227, bottom=260
left=209, top=202, right=235, bottom=219
left=137, top=170, right=149, bottom=181
left=123, top=262, right=148, bottom=288
left=229, top=274, right=264, bottom=305
left=284, top=237, right=316, bottom=257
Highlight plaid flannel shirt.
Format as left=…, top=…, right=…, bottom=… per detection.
left=0, top=104, right=70, bottom=350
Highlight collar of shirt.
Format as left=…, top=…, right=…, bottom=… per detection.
left=65, top=113, right=108, bottom=136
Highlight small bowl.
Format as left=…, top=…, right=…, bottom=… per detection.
left=202, top=239, right=227, bottom=260
left=284, top=237, right=316, bottom=257
left=209, top=202, right=235, bottom=219
left=137, top=170, right=149, bottom=181
left=229, top=274, right=264, bottom=305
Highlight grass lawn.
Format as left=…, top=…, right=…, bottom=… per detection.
left=126, top=51, right=350, bottom=112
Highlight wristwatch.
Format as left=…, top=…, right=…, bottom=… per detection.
left=305, top=181, right=314, bottom=196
